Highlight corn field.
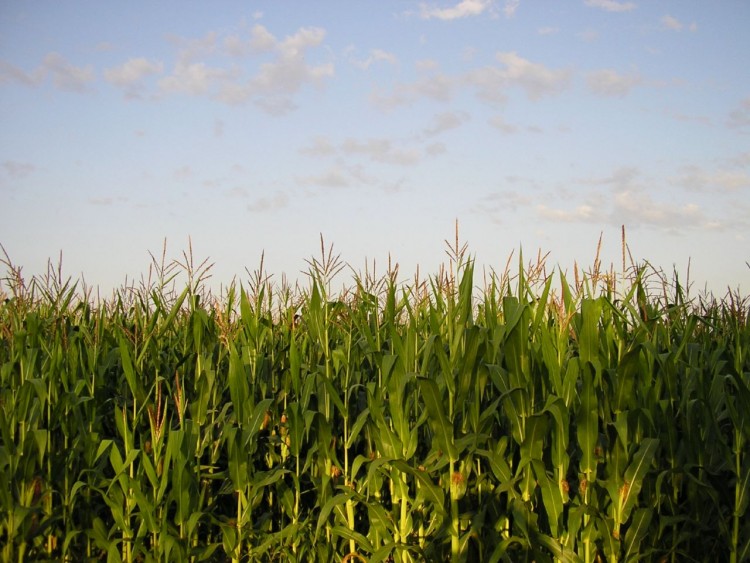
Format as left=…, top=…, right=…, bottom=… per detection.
left=1, top=235, right=749, bottom=562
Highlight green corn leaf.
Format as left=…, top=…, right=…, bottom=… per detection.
left=369, top=396, right=403, bottom=458
left=737, top=457, right=750, bottom=518
left=623, top=507, right=652, bottom=561
left=285, top=402, right=305, bottom=457
left=613, top=348, right=640, bottom=413
left=315, top=489, right=356, bottom=535
left=621, top=438, right=659, bottom=524
left=117, top=336, right=138, bottom=399
left=346, top=407, right=370, bottom=449
left=248, top=398, right=273, bottom=440
left=725, top=374, right=750, bottom=441
left=577, top=368, right=598, bottom=477
left=533, top=460, right=565, bottom=539
left=227, top=343, right=248, bottom=425
left=520, top=413, right=549, bottom=465
left=392, top=459, right=447, bottom=517
left=417, top=376, right=457, bottom=462
left=579, top=298, right=602, bottom=367
left=544, top=396, right=570, bottom=473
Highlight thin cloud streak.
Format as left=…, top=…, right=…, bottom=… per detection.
left=584, top=0, right=636, bottom=13
left=419, top=0, right=493, bottom=20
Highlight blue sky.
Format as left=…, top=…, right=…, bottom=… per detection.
left=1, top=1, right=748, bottom=296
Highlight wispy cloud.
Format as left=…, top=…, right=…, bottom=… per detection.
left=299, top=136, right=337, bottom=157
left=586, top=69, right=642, bottom=97
left=468, top=51, right=571, bottom=103
left=419, top=0, right=493, bottom=20
left=673, top=165, right=750, bottom=193
left=661, top=15, right=697, bottom=32
left=0, top=59, right=45, bottom=86
left=504, top=0, right=520, bottom=18
left=584, top=0, right=636, bottom=13
left=426, top=142, right=447, bottom=155
left=3, top=160, right=36, bottom=179
left=42, top=53, right=95, bottom=92
left=423, top=111, right=470, bottom=136
left=346, top=47, right=398, bottom=69
left=341, top=138, right=421, bottom=166
left=213, top=119, right=224, bottom=137
left=488, top=115, right=518, bottom=133
left=727, top=97, right=750, bottom=130
left=297, top=167, right=351, bottom=188
left=537, top=166, right=724, bottom=231
left=373, top=51, right=569, bottom=110
left=473, top=190, right=534, bottom=224
left=157, top=25, right=334, bottom=114
left=247, top=191, right=289, bottom=212
left=371, top=71, right=455, bottom=110
left=104, top=58, right=163, bottom=98
left=299, top=136, right=420, bottom=166
left=159, top=61, right=229, bottom=96
left=0, top=53, right=94, bottom=91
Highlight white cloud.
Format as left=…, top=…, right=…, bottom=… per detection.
left=3, top=53, right=94, bottom=91
left=297, top=167, right=352, bottom=188
left=468, top=51, right=571, bottom=103
left=727, top=97, right=750, bottom=129
left=43, top=53, right=95, bottom=92
left=673, top=165, right=750, bottom=192
left=426, top=142, right=447, bottom=155
left=299, top=136, right=423, bottom=166
left=586, top=69, right=641, bottom=97
left=728, top=152, right=750, bottom=168
left=504, top=0, right=520, bottom=18
left=347, top=48, right=398, bottom=70
left=249, top=24, right=276, bottom=53
left=0, top=59, right=45, bottom=86
left=537, top=203, right=596, bottom=222
left=251, top=97, right=299, bottom=116
left=373, top=51, right=569, bottom=110
left=213, top=119, right=224, bottom=137
left=3, top=160, right=36, bottom=179
left=423, top=111, right=470, bottom=135
left=577, top=29, right=600, bottom=42
left=299, top=136, right=337, bottom=157
left=488, top=115, right=518, bottom=133
left=341, top=138, right=421, bottom=166
left=416, top=59, right=440, bottom=72
left=537, top=166, right=726, bottom=231
left=159, top=61, right=230, bottom=96
left=247, top=191, right=289, bottom=212
left=167, top=32, right=218, bottom=64
left=537, top=26, right=559, bottom=35
left=158, top=25, right=334, bottom=114
left=612, top=190, right=702, bottom=227
left=420, top=0, right=493, bottom=20
left=661, top=15, right=697, bottom=32
left=104, top=58, right=163, bottom=98
left=371, top=72, right=455, bottom=110
left=228, top=26, right=333, bottom=103
left=174, top=165, right=193, bottom=180
left=584, top=0, right=636, bottom=13
left=579, top=166, right=640, bottom=186
left=475, top=190, right=534, bottom=223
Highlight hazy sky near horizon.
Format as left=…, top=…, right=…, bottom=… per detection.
left=1, top=1, right=749, bottom=295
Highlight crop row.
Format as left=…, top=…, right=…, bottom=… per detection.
left=1, top=242, right=749, bottom=562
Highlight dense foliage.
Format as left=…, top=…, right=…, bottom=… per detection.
left=1, top=240, right=749, bottom=562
